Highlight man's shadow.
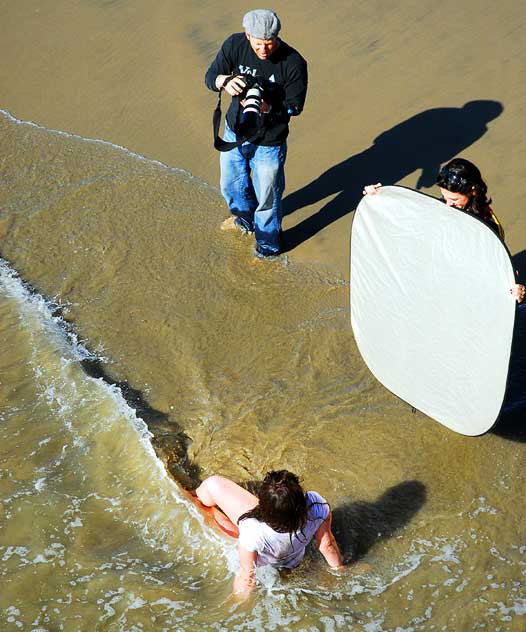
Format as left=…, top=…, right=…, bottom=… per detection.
left=282, top=100, right=503, bottom=251
left=492, top=249, right=526, bottom=442
left=331, top=481, right=427, bottom=563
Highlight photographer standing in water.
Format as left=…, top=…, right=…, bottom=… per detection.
left=205, top=9, right=308, bottom=258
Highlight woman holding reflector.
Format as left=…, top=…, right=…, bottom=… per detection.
left=363, top=157, right=525, bottom=303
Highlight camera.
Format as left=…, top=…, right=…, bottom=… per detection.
left=236, top=75, right=264, bottom=138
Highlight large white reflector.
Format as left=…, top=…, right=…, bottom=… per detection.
left=351, top=186, right=516, bottom=435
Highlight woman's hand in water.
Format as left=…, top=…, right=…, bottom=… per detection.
left=232, top=545, right=257, bottom=600
left=232, top=568, right=256, bottom=601
left=362, top=183, right=382, bottom=195
left=511, top=283, right=526, bottom=303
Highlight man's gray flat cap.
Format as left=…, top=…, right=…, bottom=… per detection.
left=242, top=9, right=281, bottom=39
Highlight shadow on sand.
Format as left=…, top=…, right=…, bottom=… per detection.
left=0, top=256, right=202, bottom=487
left=282, top=100, right=503, bottom=251
left=491, top=253, right=526, bottom=442
left=80, top=357, right=201, bottom=487
left=331, top=480, right=427, bottom=563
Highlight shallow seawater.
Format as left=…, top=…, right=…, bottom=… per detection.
left=1, top=110, right=526, bottom=630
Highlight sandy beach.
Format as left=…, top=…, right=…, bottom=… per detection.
left=2, top=1, right=526, bottom=629
left=3, top=0, right=525, bottom=275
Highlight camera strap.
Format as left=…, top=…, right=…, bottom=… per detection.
left=212, top=80, right=264, bottom=152
left=213, top=89, right=243, bottom=152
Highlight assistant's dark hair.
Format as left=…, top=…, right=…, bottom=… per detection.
left=238, top=470, right=309, bottom=533
left=436, top=157, right=492, bottom=216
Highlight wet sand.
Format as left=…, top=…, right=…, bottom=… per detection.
left=2, top=2, right=526, bottom=628
left=2, top=0, right=525, bottom=277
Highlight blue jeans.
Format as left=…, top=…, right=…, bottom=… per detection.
left=220, top=124, right=287, bottom=256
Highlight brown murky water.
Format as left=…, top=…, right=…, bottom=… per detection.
left=2, top=0, right=526, bottom=629
left=2, top=109, right=526, bottom=631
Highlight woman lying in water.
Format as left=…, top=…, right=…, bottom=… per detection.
left=194, top=469, right=343, bottom=598
left=363, top=157, right=526, bottom=303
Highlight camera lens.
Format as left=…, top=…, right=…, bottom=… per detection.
left=237, top=85, right=263, bottom=137
left=242, top=87, right=262, bottom=114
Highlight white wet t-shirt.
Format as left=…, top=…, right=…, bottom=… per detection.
left=237, top=491, right=330, bottom=569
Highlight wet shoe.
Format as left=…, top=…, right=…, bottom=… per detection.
left=220, top=216, right=237, bottom=231
left=220, top=216, right=254, bottom=234
left=254, top=245, right=280, bottom=260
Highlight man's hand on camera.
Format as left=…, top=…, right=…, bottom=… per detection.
left=216, top=74, right=246, bottom=96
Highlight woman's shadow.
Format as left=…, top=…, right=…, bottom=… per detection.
left=282, top=100, right=503, bottom=251
left=331, top=481, right=427, bottom=563
left=80, top=356, right=201, bottom=488
left=240, top=478, right=427, bottom=563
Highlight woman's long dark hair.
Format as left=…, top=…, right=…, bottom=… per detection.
left=238, top=470, right=309, bottom=534
left=436, top=157, right=492, bottom=218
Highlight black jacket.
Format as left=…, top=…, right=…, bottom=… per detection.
left=205, top=33, right=308, bottom=145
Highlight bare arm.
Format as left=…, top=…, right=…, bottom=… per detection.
left=315, top=512, right=343, bottom=569
left=233, top=543, right=257, bottom=599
